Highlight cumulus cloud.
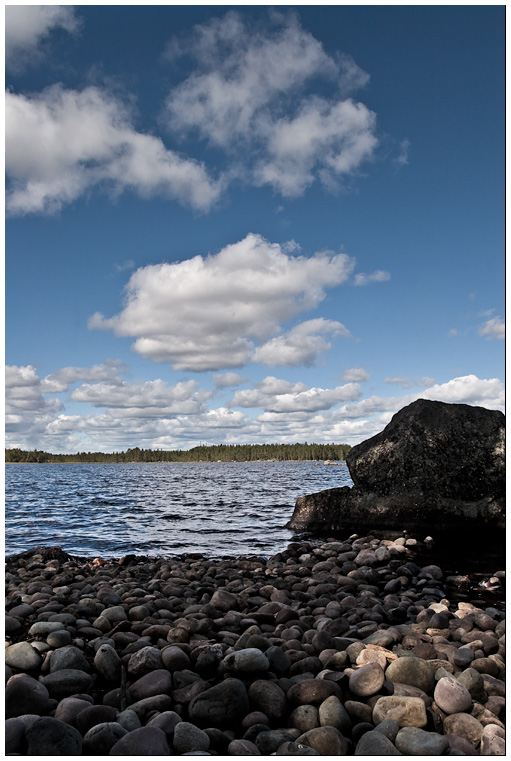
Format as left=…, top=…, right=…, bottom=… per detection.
left=90, top=233, right=355, bottom=372
left=5, top=86, right=221, bottom=216
left=353, top=270, right=391, bottom=286
left=341, top=367, right=370, bottom=382
left=164, top=12, right=377, bottom=196
left=478, top=316, right=505, bottom=341
left=70, top=379, right=210, bottom=417
left=5, top=5, right=80, bottom=71
left=230, top=376, right=362, bottom=413
left=212, top=372, right=248, bottom=388
left=41, top=360, right=128, bottom=393
left=254, top=319, right=351, bottom=367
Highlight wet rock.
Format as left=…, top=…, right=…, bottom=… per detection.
left=25, top=717, right=82, bottom=756
left=109, top=725, right=170, bottom=755
left=395, top=726, right=449, bottom=755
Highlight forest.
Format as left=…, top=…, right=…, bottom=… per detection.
left=5, top=443, right=351, bottom=464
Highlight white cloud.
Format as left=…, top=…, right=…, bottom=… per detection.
left=5, top=5, right=80, bottom=71
left=41, top=360, right=128, bottom=393
left=341, top=367, right=370, bottom=382
left=384, top=376, right=435, bottom=389
left=394, top=138, right=410, bottom=168
left=90, top=233, right=355, bottom=372
left=70, top=379, right=210, bottom=417
left=164, top=12, right=377, bottom=197
left=478, top=316, right=505, bottom=341
left=5, top=86, right=221, bottom=216
left=230, top=377, right=362, bottom=413
left=353, top=270, right=391, bottom=286
left=254, top=318, right=351, bottom=367
left=212, top=372, right=248, bottom=388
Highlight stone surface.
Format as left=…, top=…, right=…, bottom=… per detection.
left=189, top=678, right=249, bottom=727
left=287, top=400, right=505, bottom=535
left=480, top=724, right=506, bottom=756
left=41, top=668, right=93, bottom=698
left=173, top=722, right=211, bottom=754
left=248, top=680, right=288, bottom=722
left=372, top=696, right=428, bottom=728
left=443, top=713, right=484, bottom=747
left=109, top=726, right=170, bottom=755
left=349, top=662, right=385, bottom=697
left=82, top=722, right=128, bottom=755
left=25, top=717, right=82, bottom=755
left=93, top=643, right=121, bottom=681
left=222, top=648, right=269, bottom=673
left=297, top=726, right=349, bottom=755
left=5, top=674, right=51, bottom=718
left=434, top=676, right=473, bottom=714
left=395, top=726, right=449, bottom=755
left=386, top=656, right=434, bottom=693
left=355, top=730, right=402, bottom=755
left=5, top=642, right=43, bottom=671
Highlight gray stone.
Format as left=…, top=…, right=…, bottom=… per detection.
left=297, top=726, right=349, bottom=755
left=5, top=718, right=26, bottom=754
left=5, top=674, right=51, bottom=718
left=109, top=726, right=170, bottom=755
left=395, top=727, right=449, bottom=755
left=128, top=646, right=163, bottom=676
left=480, top=724, right=505, bottom=756
left=93, top=643, right=122, bottom=681
left=82, top=722, right=128, bottom=755
left=46, top=630, right=72, bottom=648
left=147, top=711, right=182, bottom=736
left=386, top=656, right=434, bottom=693
left=349, top=662, right=385, bottom=697
left=276, top=742, right=320, bottom=756
left=41, top=668, right=93, bottom=698
left=443, top=713, right=484, bottom=747
left=290, top=704, right=319, bottom=733
left=355, top=730, right=402, bottom=755
left=189, top=678, right=249, bottom=727
left=287, top=678, right=340, bottom=706
left=222, top=648, right=269, bottom=673
left=129, top=669, right=173, bottom=700
left=318, top=695, right=351, bottom=734
left=75, top=704, right=118, bottom=735
left=372, top=696, right=427, bottom=728
left=173, top=722, right=210, bottom=754
left=374, top=719, right=400, bottom=742
left=228, top=739, right=261, bottom=754
left=248, top=679, right=288, bottom=722
left=116, top=709, right=142, bottom=731
left=50, top=646, right=90, bottom=673
left=54, top=697, right=93, bottom=726
left=5, top=642, right=43, bottom=671
left=434, top=676, right=473, bottom=714
left=28, top=621, right=65, bottom=636
left=25, top=717, right=82, bottom=755
left=256, top=730, right=296, bottom=755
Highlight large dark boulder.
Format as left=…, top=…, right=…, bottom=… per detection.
left=287, top=400, right=505, bottom=537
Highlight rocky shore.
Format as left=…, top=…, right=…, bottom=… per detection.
left=5, top=537, right=505, bottom=756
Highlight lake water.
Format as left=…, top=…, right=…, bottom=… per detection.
left=5, top=461, right=353, bottom=558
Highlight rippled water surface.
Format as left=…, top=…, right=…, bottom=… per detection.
left=6, top=462, right=353, bottom=558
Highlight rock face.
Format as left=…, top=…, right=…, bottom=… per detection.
left=287, top=399, right=505, bottom=536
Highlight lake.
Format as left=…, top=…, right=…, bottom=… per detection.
left=5, top=461, right=353, bottom=558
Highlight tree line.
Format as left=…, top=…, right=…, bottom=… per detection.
left=5, top=442, right=351, bottom=464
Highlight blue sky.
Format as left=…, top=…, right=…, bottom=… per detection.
left=5, top=5, right=505, bottom=453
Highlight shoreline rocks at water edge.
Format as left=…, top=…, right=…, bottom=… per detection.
left=5, top=539, right=505, bottom=755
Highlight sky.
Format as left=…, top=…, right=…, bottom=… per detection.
left=4, top=4, right=505, bottom=454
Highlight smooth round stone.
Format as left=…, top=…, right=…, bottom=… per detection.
left=287, top=678, right=339, bottom=706
left=54, top=697, right=93, bottom=726
left=456, top=668, right=487, bottom=702
left=173, top=722, right=210, bottom=754
left=41, top=668, right=93, bottom=698
left=290, top=705, right=319, bottom=733
left=189, top=678, right=249, bottom=727
left=374, top=719, right=400, bottom=742
left=349, top=662, right=385, bottom=697
left=256, top=730, right=296, bottom=754
left=395, top=727, right=449, bottom=755
left=222, top=648, right=269, bottom=673
left=443, top=713, right=484, bottom=747
left=276, top=741, right=320, bottom=755
left=385, top=656, right=434, bottom=693
left=5, top=718, right=25, bottom=754
left=94, top=643, right=122, bottom=681
left=28, top=621, right=65, bottom=636
left=453, top=647, right=475, bottom=668
left=116, top=709, right=142, bottom=732
left=82, top=722, right=128, bottom=755
left=445, top=734, right=480, bottom=756
left=129, top=669, right=173, bottom=701
left=50, top=646, right=90, bottom=673
left=6, top=616, right=22, bottom=635
left=76, top=705, right=118, bottom=735
left=434, top=676, right=473, bottom=714
left=228, top=739, right=261, bottom=754
left=5, top=674, right=51, bottom=719
left=297, top=727, right=349, bottom=755
left=248, top=680, right=287, bottom=722
left=242, top=711, right=269, bottom=728
left=480, top=724, right=505, bottom=755
left=110, top=726, right=170, bottom=755
left=46, top=630, right=72, bottom=648
left=356, top=648, right=387, bottom=670
left=318, top=695, right=351, bottom=735
left=5, top=642, right=43, bottom=671
left=372, top=697, right=427, bottom=728
left=147, top=711, right=182, bottom=736
left=355, top=730, right=401, bottom=756
left=161, top=646, right=191, bottom=672
left=25, top=717, right=82, bottom=756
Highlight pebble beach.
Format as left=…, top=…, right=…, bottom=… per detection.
left=5, top=535, right=505, bottom=756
